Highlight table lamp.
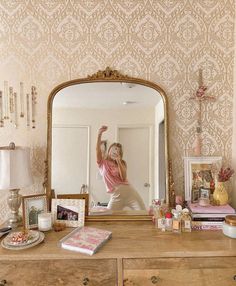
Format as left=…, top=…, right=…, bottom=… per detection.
left=0, top=142, right=33, bottom=228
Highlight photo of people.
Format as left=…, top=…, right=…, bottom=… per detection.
left=57, top=205, right=79, bottom=221
left=22, top=194, right=47, bottom=229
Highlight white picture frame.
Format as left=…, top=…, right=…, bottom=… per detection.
left=184, top=156, right=222, bottom=202
left=51, top=198, right=85, bottom=228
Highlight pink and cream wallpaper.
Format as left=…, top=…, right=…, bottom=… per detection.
left=0, top=0, right=235, bottom=222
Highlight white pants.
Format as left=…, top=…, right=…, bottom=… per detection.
left=107, top=185, right=146, bottom=211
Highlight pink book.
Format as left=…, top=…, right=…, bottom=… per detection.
left=60, top=226, right=112, bottom=255
left=188, top=203, right=235, bottom=214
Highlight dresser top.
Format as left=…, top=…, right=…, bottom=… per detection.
left=0, top=221, right=235, bottom=260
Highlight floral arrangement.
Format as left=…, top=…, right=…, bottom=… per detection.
left=218, top=167, right=234, bottom=182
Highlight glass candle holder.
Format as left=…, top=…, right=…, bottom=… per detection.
left=38, top=212, right=52, bottom=231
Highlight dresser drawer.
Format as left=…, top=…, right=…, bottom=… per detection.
left=123, top=257, right=236, bottom=286
left=0, top=259, right=117, bottom=286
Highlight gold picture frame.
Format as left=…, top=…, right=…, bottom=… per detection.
left=22, top=194, right=48, bottom=230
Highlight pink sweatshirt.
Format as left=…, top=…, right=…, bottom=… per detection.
left=97, top=159, right=129, bottom=193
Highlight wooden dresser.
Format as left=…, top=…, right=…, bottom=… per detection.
left=1, top=221, right=236, bottom=286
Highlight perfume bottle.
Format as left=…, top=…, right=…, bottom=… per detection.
left=154, top=204, right=165, bottom=232
left=165, top=212, right=173, bottom=231
left=181, top=208, right=192, bottom=232
left=172, top=209, right=181, bottom=233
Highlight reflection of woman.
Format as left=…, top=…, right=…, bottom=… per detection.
left=96, top=125, right=146, bottom=211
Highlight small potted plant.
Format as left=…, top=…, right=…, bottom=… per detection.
left=213, top=167, right=234, bottom=205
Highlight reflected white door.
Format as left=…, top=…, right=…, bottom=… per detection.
left=52, top=125, right=90, bottom=194
left=117, top=125, right=153, bottom=208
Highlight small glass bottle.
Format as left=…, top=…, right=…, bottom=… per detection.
left=172, top=210, right=181, bottom=233
left=154, top=205, right=166, bottom=232
left=165, top=212, right=173, bottom=231
left=181, top=208, right=192, bottom=232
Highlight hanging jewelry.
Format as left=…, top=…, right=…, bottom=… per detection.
left=0, top=91, right=4, bottom=127
left=31, top=86, right=37, bottom=129
left=14, top=92, right=18, bottom=128
left=20, top=82, right=24, bottom=118
left=9, top=87, right=14, bottom=123
left=4, top=81, right=9, bottom=120
left=26, top=93, right=30, bottom=127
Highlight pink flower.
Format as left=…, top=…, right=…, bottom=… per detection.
left=218, top=167, right=234, bottom=182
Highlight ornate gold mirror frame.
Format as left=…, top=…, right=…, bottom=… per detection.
left=45, top=67, right=170, bottom=221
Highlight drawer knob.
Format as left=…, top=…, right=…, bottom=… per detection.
left=83, top=277, right=89, bottom=285
left=151, top=275, right=159, bottom=284
left=0, top=280, right=7, bottom=286
left=233, top=275, right=236, bottom=281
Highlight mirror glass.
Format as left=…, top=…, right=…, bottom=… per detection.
left=47, top=69, right=169, bottom=219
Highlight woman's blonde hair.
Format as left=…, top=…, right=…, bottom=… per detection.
left=107, top=143, right=123, bottom=158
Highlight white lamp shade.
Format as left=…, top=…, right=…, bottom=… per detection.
left=0, top=147, right=33, bottom=190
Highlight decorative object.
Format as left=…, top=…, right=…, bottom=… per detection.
left=184, top=156, right=222, bottom=202
left=189, top=69, right=215, bottom=156
left=0, top=143, right=33, bottom=228
left=168, top=160, right=176, bottom=208
left=51, top=198, right=85, bottom=228
left=22, top=194, right=48, bottom=230
left=222, top=215, right=236, bottom=239
left=57, top=194, right=89, bottom=216
left=1, top=230, right=45, bottom=250
left=37, top=213, right=52, bottom=231
left=213, top=167, right=234, bottom=206
left=20, top=82, right=24, bottom=118
left=31, top=86, right=37, bottom=129
left=46, top=67, right=170, bottom=221
left=0, top=81, right=37, bottom=129
left=213, top=182, right=228, bottom=206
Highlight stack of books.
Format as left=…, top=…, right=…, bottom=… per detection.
left=188, top=203, right=236, bottom=230
left=60, top=226, right=112, bottom=255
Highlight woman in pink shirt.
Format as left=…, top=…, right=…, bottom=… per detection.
left=96, top=126, right=146, bottom=211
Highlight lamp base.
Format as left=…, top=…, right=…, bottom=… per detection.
left=7, top=189, right=22, bottom=228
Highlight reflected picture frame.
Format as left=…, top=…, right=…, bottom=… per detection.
left=22, top=194, right=48, bottom=230
left=184, top=156, right=222, bottom=202
left=51, top=198, right=85, bottom=227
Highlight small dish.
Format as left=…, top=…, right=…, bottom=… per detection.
left=1, top=232, right=45, bottom=250
left=4, top=230, right=40, bottom=247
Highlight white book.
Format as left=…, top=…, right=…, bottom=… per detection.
left=60, top=226, right=112, bottom=256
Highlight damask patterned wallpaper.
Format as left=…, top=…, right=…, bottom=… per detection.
left=0, top=0, right=235, bottom=221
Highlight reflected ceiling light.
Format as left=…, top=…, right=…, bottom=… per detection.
left=121, top=82, right=136, bottom=89
left=123, top=101, right=137, bottom=105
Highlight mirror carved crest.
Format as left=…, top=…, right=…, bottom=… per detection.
left=88, top=67, right=129, bottom=80
left=46, top=67, right=170, bottom=221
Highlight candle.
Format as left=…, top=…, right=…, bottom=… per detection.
left=38, top=213, right=52, bottom=231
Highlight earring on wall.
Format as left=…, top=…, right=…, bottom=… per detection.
left=4, top=81, right=9, bottom=120
left=26, top=93, right=30, bottom=127
left=0, top=81, right=37, bottom=129
left=9, top=87, right=14, bottom=124
left=13, top=92, right=18, bottom=128
left=31, top=86, right=37, bottom=129
left=0, top=91, right=4, bottom=127
left=20, top=82, right=24, bottom=118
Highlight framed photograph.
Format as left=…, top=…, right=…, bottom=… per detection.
left=22, top=194, right=48, bottom=229
left=199, top=188, right=210, bottom=199
left=57, top=194, right=89, bottom=216
left=51, top=198, right=85, bottom=227
left=184, top=156, right=222, bottom=202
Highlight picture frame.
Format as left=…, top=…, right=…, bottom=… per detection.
left=51, top=198, right=85, bottom=227
left=57, top=194, right=89, bottom=216
left=22, top=194, right=48, bottom=229
left=184, top=156, right=222, bottom=202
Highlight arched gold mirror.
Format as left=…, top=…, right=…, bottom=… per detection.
left=46, top=67, right=169, bottom=221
